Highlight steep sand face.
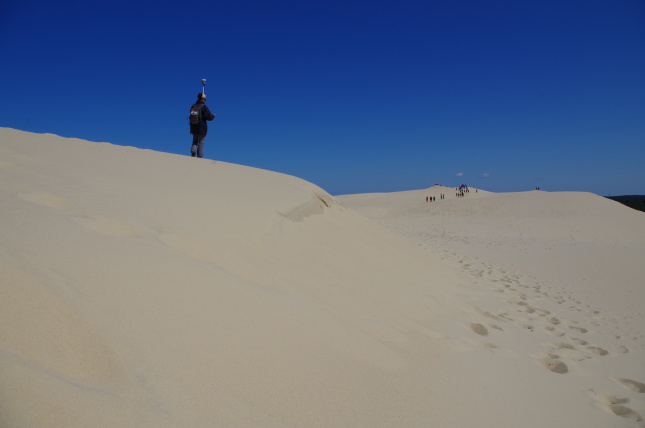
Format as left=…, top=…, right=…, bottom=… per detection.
left=0, top=128, right=462, bottom=427
left=1, top=127, right=644, bottom=427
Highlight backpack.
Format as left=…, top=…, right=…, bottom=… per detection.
left=189, top=103, right=203, bottom=125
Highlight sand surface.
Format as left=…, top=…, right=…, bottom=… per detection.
left=1, top=128, right=644, bottom=427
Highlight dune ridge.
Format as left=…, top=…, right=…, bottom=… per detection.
left=1, top=127, right=644, bottom=427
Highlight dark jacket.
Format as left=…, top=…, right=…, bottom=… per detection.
left=189, top=101, right=215, bottom=135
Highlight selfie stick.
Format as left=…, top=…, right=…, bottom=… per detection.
left=201, top=79, right=206, bottom=96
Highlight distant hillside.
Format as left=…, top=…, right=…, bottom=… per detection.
left=606, top=195, right=645, bottom=213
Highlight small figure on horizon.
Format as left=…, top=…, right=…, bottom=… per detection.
left=189, top=93, right=216, bottom=158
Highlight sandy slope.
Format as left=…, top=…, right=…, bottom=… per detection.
left=1, top=128, right=644, bottom=427
left=340, top=186, right=645, bottom=427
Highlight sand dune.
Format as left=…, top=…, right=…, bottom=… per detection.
left=339, top=187, right=645, bottom=427
left=1, top=128, right=644, bottom=427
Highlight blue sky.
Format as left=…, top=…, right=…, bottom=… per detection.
left=1, top=0, right=643, bottom=196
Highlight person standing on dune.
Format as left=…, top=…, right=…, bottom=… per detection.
left=189, top=93, right=215, bottom=158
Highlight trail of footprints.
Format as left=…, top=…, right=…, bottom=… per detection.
left=20, top=191, right=645, bottom=424
left=454, top=256, right=645, bottom=425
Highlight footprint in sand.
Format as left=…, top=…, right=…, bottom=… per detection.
left=547, top=316, right=561, bottom=325
left=542, top=326, right=565, bottom=337
left=588, top=390, right=643, bottom=423
left=615, top=345, right=629, bottom=353
left=568, top=326, right=588, bottom=334
left=587, top=389, right=629, bottom=404
left=468, top=323, right=488, bottom=336
left=544, top=343, right=588, bottom=362
left=602, top=404, right=643, bottom=422
left=536, top=356, right=568, bottom=374
left=548, top=342, right=576, bottom=350
left=602, top=404, right=643, bottom=423
left=614, top=378, right=645, bottom=393
left=587, top=346, right=609, bottom=356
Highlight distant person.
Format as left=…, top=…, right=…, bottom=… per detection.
left=189, top=93, right=216, bottom=158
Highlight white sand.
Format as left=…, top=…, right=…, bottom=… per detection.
left=1, top=128, right=644, bottom=427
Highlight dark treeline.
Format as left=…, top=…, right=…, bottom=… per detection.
left=606, top=195, right=645, bottom=213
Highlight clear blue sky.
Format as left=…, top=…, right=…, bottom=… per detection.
left=1, top=0, right=643, bottom=196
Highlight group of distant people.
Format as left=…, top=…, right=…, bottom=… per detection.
left=426, top=185, right=476, bottom=202
left=456, top=184, right=470, bottom=198
left=426, top=194, right=449, bottom=202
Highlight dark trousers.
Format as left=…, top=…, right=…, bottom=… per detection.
left=191, top=134, right=206, bottom=158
